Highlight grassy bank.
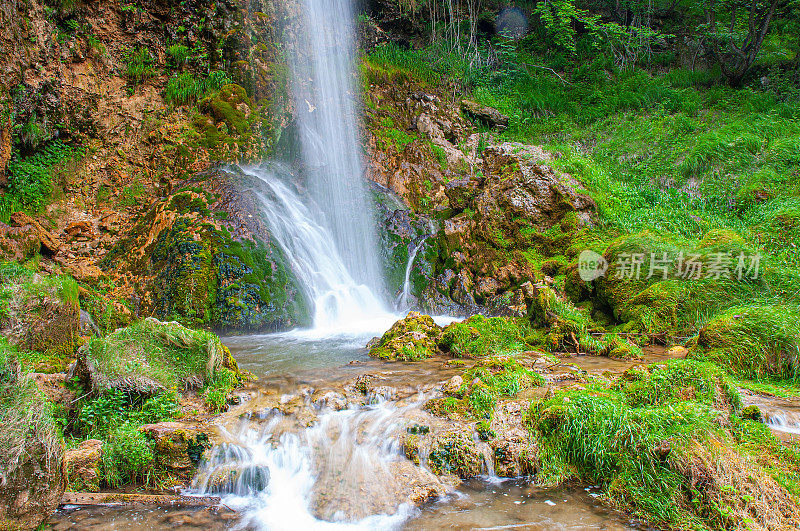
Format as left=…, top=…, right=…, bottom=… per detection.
left=364, top=40, right=800, bottom=374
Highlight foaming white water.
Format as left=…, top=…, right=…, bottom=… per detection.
left=244, top=166, right=397, bottom=333
left=192, top=401, right=436, bottom=530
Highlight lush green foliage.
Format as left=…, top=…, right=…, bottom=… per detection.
left=1, top=140, right=85, bottom=218
left=76, top=389, right=180, bottom=438
left=438, top=315, right=530, bottom=357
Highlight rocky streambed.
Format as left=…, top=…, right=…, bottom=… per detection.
left=47, top=329, right=678, bottom=530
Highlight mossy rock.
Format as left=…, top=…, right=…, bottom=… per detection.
left=192, top=83, right=262, bottom=160
left=427, top=432, right=484, bottom=478
left=0, top=269, right=80, bottom=371
left=369, top=312, right=442, bottom=361
left=693, top=304, right=800, bottom=380
left=73, top=318, right=231, bottom=397
left=593, top=232, right=685, bottom=323
left=150, top=216, right=309, bottom=333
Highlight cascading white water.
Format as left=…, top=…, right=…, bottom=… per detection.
left=242, top=166, right=398, bottom=334
left=397, top=240, right=425, bottom=310
left=192, top=399, right=442, bottom=530
left=288, top=0, right=383, bottom=296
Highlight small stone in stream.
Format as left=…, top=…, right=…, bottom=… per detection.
left=442, top=375, right=463, bottom=395
left=668, top=346, right=689, bottom=357
left=407, top=424, right=430, bottom=435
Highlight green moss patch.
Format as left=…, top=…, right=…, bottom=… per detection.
left=693, top=304, right=800, bottom=381
left=76, top=318, right=227, bottom=396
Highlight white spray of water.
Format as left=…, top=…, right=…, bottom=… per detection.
left=242, top=166, right=400, bottom=336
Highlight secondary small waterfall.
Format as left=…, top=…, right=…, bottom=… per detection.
left=288, top=0, right=383, bottom=296
left=398, top=240, right=426, bottom=309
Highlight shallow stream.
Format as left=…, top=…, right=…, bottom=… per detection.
left=49, top=327, right=647, bottom=530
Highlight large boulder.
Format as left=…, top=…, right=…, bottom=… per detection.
left=72, top=317, right=234, bottom=397
left=0, top=349, right=64, bottom=530
left=98, top=169, right=311, bottom=334
left=368, top=312, right=442, bottom=361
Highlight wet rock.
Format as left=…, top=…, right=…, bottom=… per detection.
left=442, top=375, right=464, bottom=396
left=443, top=177, right=478, bottom=211
left=8, top=213, right=62, bottom=256
left=490, top=431, right=538, bottom=477
left=0, top=374, right=64, bottom=530
left=315, top=391, right=348, bottom=411
left=203, top=463, right=270, bottom=495
left=367, top=385, right=397, bottom=403
left=668, top=345, right=689, bottom=357
left=64, top=439, right=103, bottom=492
left=139, top=422, right=212, bottom=479
left=426, top=431, right=485, bottom=479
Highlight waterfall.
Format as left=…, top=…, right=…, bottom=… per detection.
left=243, top=166, right=395, bottom=335
left=398, top=240, right=425, bottom=310
left=288, top=0, right=383, bottom=296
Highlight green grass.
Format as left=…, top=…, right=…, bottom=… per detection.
left=438, top=315, right=530, bottom=357
left=0, top=338, right=62, bottom=486
left=80, top=317, right=225, bottom=392
left=123, top=46, right=157, bottom=84
left=530, top=359, right=797, bottom=529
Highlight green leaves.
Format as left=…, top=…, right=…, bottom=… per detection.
left=2, top=139, right=84, bottom=219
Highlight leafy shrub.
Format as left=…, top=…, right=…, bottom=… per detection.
left=76, top=389, right=179, bottom=438
left=102, top=422, right=156, bottom=487
left=1, top=140, right=84, bottom=216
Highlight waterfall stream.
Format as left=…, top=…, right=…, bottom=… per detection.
left=288, top=0, right=383, bottom=296
left=243, top=166, right=397, bottom=335
left=191, top=400, right=432, bottom=530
